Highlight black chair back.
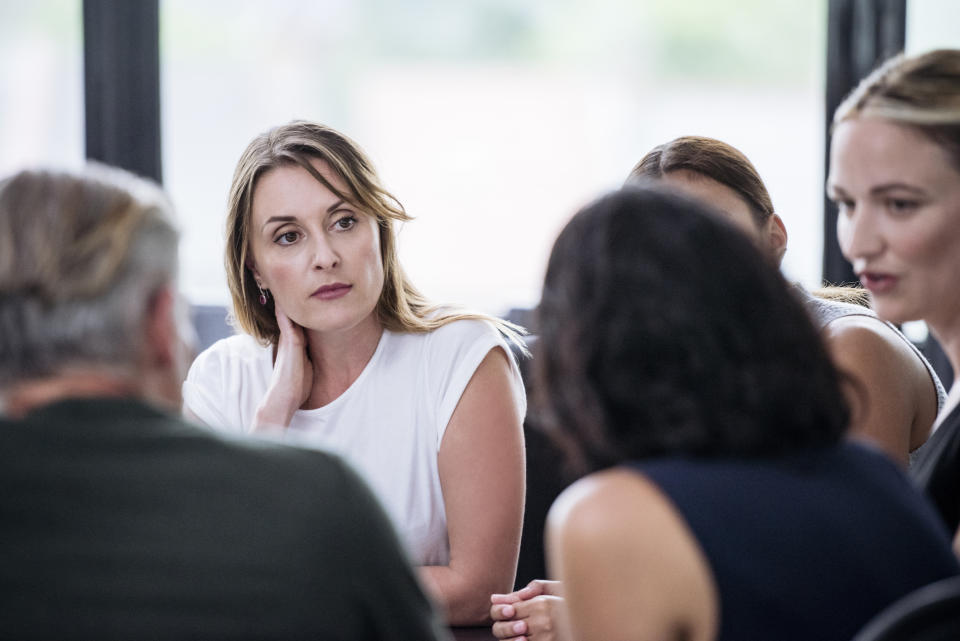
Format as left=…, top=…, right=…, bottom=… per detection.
left=851, top=575, right=960, bottom=641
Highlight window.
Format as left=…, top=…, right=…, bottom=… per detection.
left=907, top=0, right=960, bottom=55
left=0, top=1, right=83, bottom=176
left=163, top=0, right=825, bottom=315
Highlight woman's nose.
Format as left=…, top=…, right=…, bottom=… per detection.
left=837, top=204, right=883, bottom=263
left=311, top=235, right=340, bottom=270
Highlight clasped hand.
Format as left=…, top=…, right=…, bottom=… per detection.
left=490, top=580, right=571, bottom=641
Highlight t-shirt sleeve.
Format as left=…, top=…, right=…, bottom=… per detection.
left=182, top=339, right=239, bottom=432
left=428, top=320, right=527, bottom=449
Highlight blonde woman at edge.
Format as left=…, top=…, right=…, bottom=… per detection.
left=829, top=48, right=960, bottom=548
left=182, top=121, right=526, bottom=624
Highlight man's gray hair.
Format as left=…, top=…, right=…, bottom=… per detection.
left=0, top=164, right=180, bottom=388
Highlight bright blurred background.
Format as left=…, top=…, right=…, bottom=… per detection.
left=1, top=0, right=957, bottom=318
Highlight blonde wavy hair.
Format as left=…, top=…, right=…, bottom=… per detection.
left=225, top=120, right=525, bottom=350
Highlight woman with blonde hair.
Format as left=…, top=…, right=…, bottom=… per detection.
left=183, top=120, right=526, bottom=624
left=829, top=48, right=960, bottom=541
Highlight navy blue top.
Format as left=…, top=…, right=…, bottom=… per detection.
left=631, top=442, right=959, bottom=641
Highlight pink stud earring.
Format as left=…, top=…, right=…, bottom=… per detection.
left=257, top=285, right=268, bottom=306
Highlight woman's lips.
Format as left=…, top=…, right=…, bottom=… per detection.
left=859, top=272, right=898, bottom=295
left=312, top=283, right=352, bottom=300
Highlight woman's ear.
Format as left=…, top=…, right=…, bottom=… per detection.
left=765, top=214, right=788, bottom=265
left=245, top=258, right=264, bottom=289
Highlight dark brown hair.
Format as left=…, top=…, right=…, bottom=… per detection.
left=537, top=187, right=849, bottom=476
left=627, top=135, right=775, bottom=227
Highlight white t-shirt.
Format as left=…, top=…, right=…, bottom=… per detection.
left=182, top=319, right=526, bottom=566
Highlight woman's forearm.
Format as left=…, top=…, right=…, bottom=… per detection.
left=419, top=563, right=513, bottom=625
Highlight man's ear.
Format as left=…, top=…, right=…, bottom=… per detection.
left=140, top=284, right=195, bottom=411
left=144, top=285, right=177, bottom=368
left=765, top=213, right=788, bottom=265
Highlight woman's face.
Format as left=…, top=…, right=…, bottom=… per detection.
left=829, top=117, right=960, bottom=329
left=247, top=159, right=385, bottom=336
left=659, top=169, right=788, bottom=264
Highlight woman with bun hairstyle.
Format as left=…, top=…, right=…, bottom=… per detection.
left=628, top=135, right=945, bottom=467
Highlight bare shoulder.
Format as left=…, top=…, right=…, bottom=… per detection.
left=546, top=468, right=717, bottom=641
left=822, top=315, right=922, bottom=371
left=548, top=468, right=669, bottom=535
left=823, top=315, right=938, bottom=455
left=547, top=468, right=709, bottom=575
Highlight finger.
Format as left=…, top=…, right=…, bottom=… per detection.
left=514, top=581, right=546, bottom=600
left=491, top=591, right=523, bottom=605
left=491, top=603, right=517, bottom=620
left=491, top=619, right=528, bottom=639
left=274, top=306, right=295, bottom=333
left=509, top=596, right=554, bottom=620
left=274, top=308, right=308, bottom=350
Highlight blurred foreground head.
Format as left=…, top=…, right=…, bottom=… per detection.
left=0, top=165, right=188, bottom=413
left=537, top=187, right=850, bottom=475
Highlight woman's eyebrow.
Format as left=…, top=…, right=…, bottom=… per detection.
left=261, top=215, right=296, bottom=231
left=871, top=183, right=927, bottom=196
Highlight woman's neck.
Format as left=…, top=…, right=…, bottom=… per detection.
left=928, top=317, right=960, bottom=421
left=303, top=314, right=384, bottom=408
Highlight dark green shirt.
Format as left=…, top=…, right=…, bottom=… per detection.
left=0, top=397, right=449, bottom=640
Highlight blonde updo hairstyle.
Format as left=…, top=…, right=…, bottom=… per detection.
left=834, top=48, right=960, bottom=171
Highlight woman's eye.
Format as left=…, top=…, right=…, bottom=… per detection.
left=275, top=230, right=300, bottom=245
left=887, top=198, right=918, bottom=214
left=334, top=215, right=357, bottom=231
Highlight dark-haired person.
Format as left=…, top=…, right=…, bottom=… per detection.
left=490, top=136, right=947, bottom=640
left=510, top=187, right=957, bottom=641
left=0, top=165, right=449, bottom=640
left=829, top=48, right=960, bottom=545
left=625, top=136, right=944, bottom=468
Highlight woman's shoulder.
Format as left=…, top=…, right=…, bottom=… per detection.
left=547, top=468, right=718, bottom=640
left=549, top=468, right=670, bottom=533
left=187, top=333, right=271, bottom=380
left=389, top=317, right=507, bottom=357
left=429, top=316, right=503, bottom=340
left=182, top=334, right=271, bottom=430
left=823, top=315, right=920, bottom=364
left=824, top=316, right=941, bottom=403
